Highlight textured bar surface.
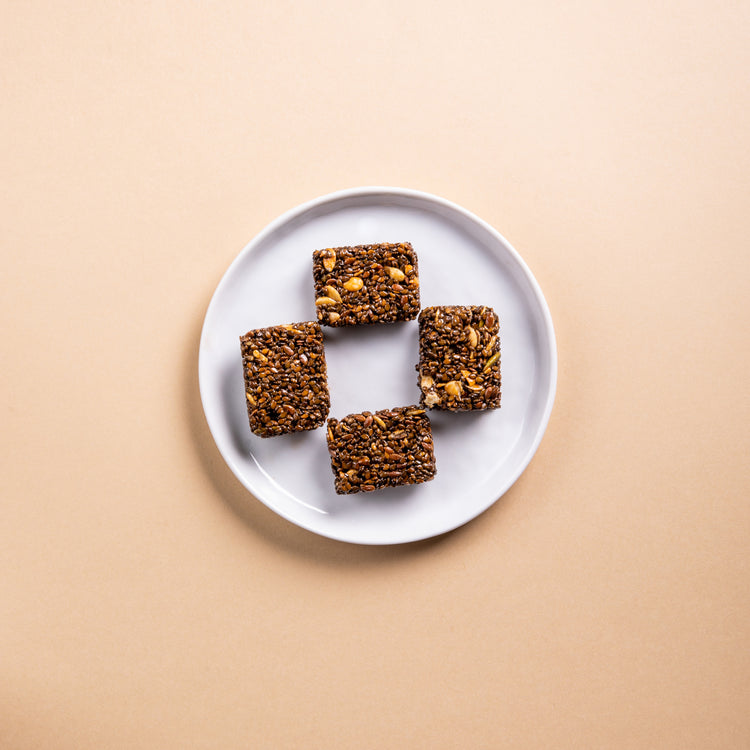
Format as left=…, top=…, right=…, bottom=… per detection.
left=326, top=406, right=436, bottom=494
left=240, top=321, right=329, bottom=437
left=312, top=242, right=420, bottom=326
left=417, top=305, right=501, bottom=411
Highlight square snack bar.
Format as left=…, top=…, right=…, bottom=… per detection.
left=326, top=406, right=436, bottom=494
left=312, top=242, right=420, bottom=326
left=240, top=321, right=330, bottom=437
left=417, top=305, right=501, bottom=411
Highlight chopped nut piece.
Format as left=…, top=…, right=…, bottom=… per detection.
left=322, top=250, right=336, bottom=272
left=386, top=266, right=406, bottom=282
left=324, top=285, right=342, bottom=303
left=343, top=276, right=364, bottom=292
left=315, top=296, right=338, bottom=306
left=445, top=380, right=463, bottom=398
left=424, top=392, right=440, bottom=407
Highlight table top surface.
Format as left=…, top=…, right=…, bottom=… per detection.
left=3, top=2, right=749, bottom=748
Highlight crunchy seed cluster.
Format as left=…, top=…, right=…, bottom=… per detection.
left=312, top=243, right=420, bottom=326
left=240, top=322, right=330, bottom=437
left=326, top=406, right=436, bottom=494
left=417, top=305, right=501, bottom=411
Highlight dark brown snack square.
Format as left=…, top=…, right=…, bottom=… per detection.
left=417, top=305, right=501, bottom=411
left=312, top=242, right=420, bottom=326
left=240, top=322, right=330, bottom=437
left=326, top=406, right=436, bottom=494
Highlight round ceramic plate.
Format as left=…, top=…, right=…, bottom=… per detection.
left=199, top=187, right=557, bottom=544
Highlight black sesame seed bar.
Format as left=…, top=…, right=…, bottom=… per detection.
left=312, top=242, right=420, bottom=326
left=417, top=305, right=501, bottom=411
left=240, top=322, right=330, bottom=437
left=326, top=406, right=436, bottom=494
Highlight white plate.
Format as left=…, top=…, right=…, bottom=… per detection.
left=199, top=187, right=557, bottom=544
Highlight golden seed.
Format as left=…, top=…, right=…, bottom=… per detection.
left=322, top=250, right=336, bottom=272
left=406, top=408, right=425, bottom=415
left=315, top=296, right=337, bottom=306
left=373, top=415, right=387, bottom=429
left=484, top=335, right=497, bottom=354
left=343, top=277, right=364, bottom=292
left=467, top=327, right=478, bottom=348
left=324, top=285, right=342, bottom=303
left=327, top=427, right=334, bottom=442
left=420, top=375, right=434, bottom=390
left=386, top=266, right=405, bottom=282
left=409, top=278, right=419, bottom=288
left=252, top=349, right=268, bottom=362
left=404, top=264, right=413, bottom=274
left=483, top=352, right=501, bottom=372
left=328, top=312, right=340, bottom=323
left=246, top=392, right=256, bottom=405
left=445, top=380, right=463, bottom=398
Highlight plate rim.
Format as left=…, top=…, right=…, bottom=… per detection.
left=198, top=186, right=558, bottom=545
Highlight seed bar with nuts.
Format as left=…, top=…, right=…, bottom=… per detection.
left=240, top=321, right=330, bottom=437
left=417, top=305, right=501, bottom=411
left=312, top=242, right=420, bottom=326
left=326, top=406, right=436, bottom=494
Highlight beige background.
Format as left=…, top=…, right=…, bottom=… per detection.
left=3, top=1, right=749, bottom=748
